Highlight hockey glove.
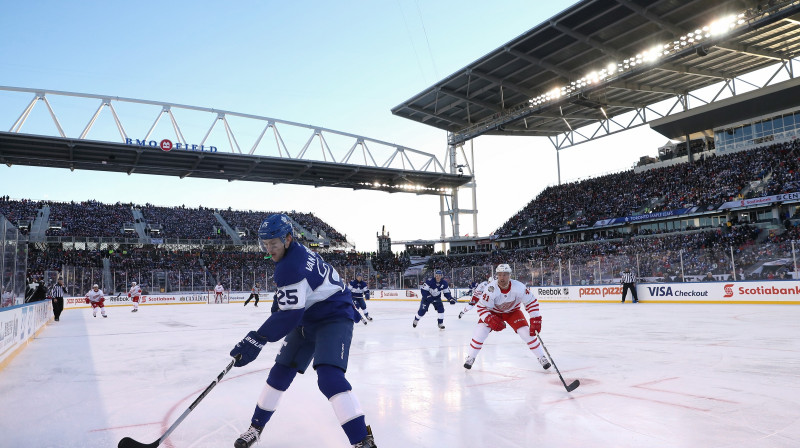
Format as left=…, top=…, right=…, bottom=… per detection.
left=485, top=314, right=506, bottom=332
left=85, top=298, right=90, bottom=304
left=230, top=331, right=268, bottom=367
left=448, top=297, right=457, bottom=305
left=529, top=316, right=542, bottom=336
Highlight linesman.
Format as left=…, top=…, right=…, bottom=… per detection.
left=620, top=267, right=638, bottom=303
left=48, top=278, right=66, bottom=321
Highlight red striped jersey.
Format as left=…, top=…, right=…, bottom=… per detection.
left=476, top=279, right=540, bottom=320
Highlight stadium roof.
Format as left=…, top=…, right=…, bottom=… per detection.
left=392, top=0, right=800, bottom=146
left=650, top=76, right=800, bottom=138
left=0, top=132, right=470, bottom=195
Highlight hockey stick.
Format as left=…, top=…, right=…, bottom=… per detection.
left=117, top=354, right=241, bottom=448
left=536, top=332, right=580, bottom=393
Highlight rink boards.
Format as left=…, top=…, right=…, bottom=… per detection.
left=57, top=280, right=800, bottom=309
left=0, top=300, right=52, bottom=368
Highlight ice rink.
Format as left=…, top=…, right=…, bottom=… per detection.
left=1, top=299, right=799, bottom=448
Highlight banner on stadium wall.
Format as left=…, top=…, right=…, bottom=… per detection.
left=372, top=290, right=420, bottom=300
left=534, top=281, right=800, bottom=303
left=64, top=292, right=256, bottom=309
left=0, top=300, right=53, bottom=366
left=717, top=191, right=800, bottom=210
left=594, top=208, right=691, bottom=227
left=371, top=289, right=474, bottom=301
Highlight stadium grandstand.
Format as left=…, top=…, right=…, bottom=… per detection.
left=5, top=0, right=800, bottom=309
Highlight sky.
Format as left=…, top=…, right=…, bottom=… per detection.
left=0, top=0, right=679, bottom=251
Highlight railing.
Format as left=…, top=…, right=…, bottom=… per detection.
left=30, top=237, right=800, bottom=301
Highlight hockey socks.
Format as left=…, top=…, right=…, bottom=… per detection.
left=251, top=363, right=296, bottom=427
left=518, top=328, right=546, bottom=358
left=317, top=365, right=367, bottom=445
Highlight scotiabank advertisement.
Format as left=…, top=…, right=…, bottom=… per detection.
left=372, top=289, right=421, bottom=300
left=534, top=281, right=800, bottom=303
left=65, top=293, right=211, bottom=309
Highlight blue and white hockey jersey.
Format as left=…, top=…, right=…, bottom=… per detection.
left=348, top=279, right=370, bottom=300
left=257, top=241, right=354, bottom=342
left=420, top=277, right=453, bottom=301
left=466, top=281, right=479, bottom=297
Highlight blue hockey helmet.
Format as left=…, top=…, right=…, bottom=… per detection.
left=434, top=269, right=443, bottom=276
left=258, top=214, right=293, bottom=246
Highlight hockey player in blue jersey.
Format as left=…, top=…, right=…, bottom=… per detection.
left=459, top=274, right=492, bottom=319
left=466, top=280, right=479, bottom=297
left=412, top=269, right=455, bottom=330
left=229, top=214, right=376, bottom=448
left=349, top=273, right=372, bottom=323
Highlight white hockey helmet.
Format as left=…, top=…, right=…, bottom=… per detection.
left=131, top=281, right=137, bottom=286
left=496, top=264, right=512, bottom=274
left=92, top=283, right=99, bottom=289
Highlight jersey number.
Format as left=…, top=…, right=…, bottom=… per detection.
left=275, top=289, right=299, bottom=306
left=315, top=257, right=346, bottom=292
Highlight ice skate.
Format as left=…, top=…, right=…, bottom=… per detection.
left=412, top=319, right=418, bottom=328
left=103, top=314, right=108, bottom=318
left=234, top=424, right=263, bottom=448
left=352, top=424, right=377, bottom=448
left=362, top=318, right=368, bottom=326
left=464, top=356, right=475, bottom=370
left=367, top=315, right=373, bottom=321
left=538, top=356, right=551, bottom=370
left=458, top=311, right=464, bottom=319
left=438, top=323, right=445, bottom=330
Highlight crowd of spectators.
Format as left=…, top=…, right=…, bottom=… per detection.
left=218, top=209, right=274, bottom=240
left=291, top=212, right=347, bottom=243
left=46, top=200, right=135, bottom=237
left=0, top=196, right=42, bottom=234
left=423, top=223, right=799, bottom=286
left=495, top=140, right=800, bottom=237
left=217, top=209, right=348, bottom=244
left=2, top=195, right=349, bottom=246
left=140, top=204, right=225, bottom=240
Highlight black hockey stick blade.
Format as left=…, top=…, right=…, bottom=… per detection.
left=118, top=436, right=160, bottom=448
left=565, top=379, right=580, bottom=392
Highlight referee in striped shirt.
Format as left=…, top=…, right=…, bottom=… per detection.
left=48, top=278, right=66, bottom=321
left=620, top=268, right=638, bottom=303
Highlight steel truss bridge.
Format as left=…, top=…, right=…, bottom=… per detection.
left=0, top=86, right=470, bottom=195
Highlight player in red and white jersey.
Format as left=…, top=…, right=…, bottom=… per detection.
left=463, top=264, right=549, bottom=370
left=128, top=281, right=142, bottom=313
left=458, top=274, right=492, bottom=319
left=214, top=282, right=225, bottom=303
left=85, top=284, right=108, bottom=318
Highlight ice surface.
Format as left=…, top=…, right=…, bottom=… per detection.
left=1, top=301, right=799, bottom=447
